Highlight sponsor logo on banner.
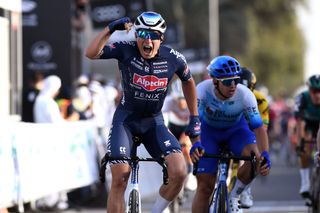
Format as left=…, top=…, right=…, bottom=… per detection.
left=31, top=41, right=52, bottom=63
left=22, top=0, right=37, bottom=12
left=133, top=73, right=168, bottom=91
left=27, top=41, right=57, bottom=70
left=22, top=0, right=38, bottom=26
left=92, top=4, right=126, bottom=23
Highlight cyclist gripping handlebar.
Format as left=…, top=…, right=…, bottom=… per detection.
left=189, top=55, right=270, bottom=213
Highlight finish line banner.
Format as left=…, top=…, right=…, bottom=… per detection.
left=0, top=121, right=99, bottom=208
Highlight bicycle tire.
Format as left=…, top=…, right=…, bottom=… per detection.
left=216, top=184, right=227, bottom=213
left=128, top=189, right=140, bottom=213
left=311, top=168, right=320, bottom=213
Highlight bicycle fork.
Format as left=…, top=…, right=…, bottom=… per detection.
left=211, top=162, right=230, bottom=213
left=126, top=160, right=142, bottom=213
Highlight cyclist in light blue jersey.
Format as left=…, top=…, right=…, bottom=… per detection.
left=190, top=55, right=271, bottom=213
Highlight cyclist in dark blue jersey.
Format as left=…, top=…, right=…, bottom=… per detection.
left=85, top=11, right=200, bottom=213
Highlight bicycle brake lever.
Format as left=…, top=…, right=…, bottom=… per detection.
left=192, top=161, right=199, bottom=176
left=99, top=154, right=108, bottom=183
left=250, top=151, right=257, bottom=179
left=161, top=161, right=169, bottom=185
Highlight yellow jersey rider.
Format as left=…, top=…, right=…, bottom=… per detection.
left=240, top=67, right=269, bottom=129
left=237, top=67, right=270, bottom=208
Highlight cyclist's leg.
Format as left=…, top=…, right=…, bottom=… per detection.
left=168, top=123, right=193, bottom=175
left=227, top=124, right=258, bottom=210
left=191, top=120, right=220, bottom=213
left=192, top=174, right=216, bottom=213
left=298, top=130, right=314, bottom=204
left=106, top=119, right=134, bottom=213
left=108, top=164, right=131, bottom=212
left=180, top=133, right=197, bottom=191
left=143, top=124, right=187, bottom=213
left=298, top=140, right=312, bottom=196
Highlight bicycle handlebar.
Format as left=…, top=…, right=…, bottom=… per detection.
left=192, top=151, right=257, bottom=179
left=200, top=153, right=255, bottom=161
left=99, top=154, right=169, bottom=185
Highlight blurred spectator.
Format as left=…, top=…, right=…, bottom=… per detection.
left=34, top=75, right=64, bottom=123
left=88, top=79, right=117, bottom=157
left=103, top=82, right=119, bottom=130
left=33, top=75, right=69, bottom=211
left=67, top=85, right=93, bottom=121
left=162, top=79, right=196, bottom=191
left=72, top=0, right=88, bottom=32
left=22, top=71, right=45, bottom=122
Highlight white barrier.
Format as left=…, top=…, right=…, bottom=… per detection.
left=0, top=121, right=165, bottom=208
left=0, top=121, right=99, bottom=208
left=0, top=124, right=16, bottom=208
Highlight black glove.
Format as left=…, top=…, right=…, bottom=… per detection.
left=108, top=17, right=131, bottom=34
left=99, top=154, right=108, bottom=183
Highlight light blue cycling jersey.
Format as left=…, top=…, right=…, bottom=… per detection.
left=196, top=79, right=263, bottom=174
left=197, top=79, right=262, bottom=129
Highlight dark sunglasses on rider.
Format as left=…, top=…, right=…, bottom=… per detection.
left=310, top=88, right=320, bottom=94
left=137, top=29, right=162, bottom=40
left=217, top=77, right=240, bottom=87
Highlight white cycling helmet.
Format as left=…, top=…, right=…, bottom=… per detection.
left=134, top=11, right=167, bottom=34
left=171, top=79, right=184, bottom=99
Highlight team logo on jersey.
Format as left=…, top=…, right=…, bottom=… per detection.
left=163, top=140, right=171, bottom=147
left=133, top=73, right=168, bottom=91
left=169, top=49, right=187, bottom=63
left=120, top=146, right=126, bottom=154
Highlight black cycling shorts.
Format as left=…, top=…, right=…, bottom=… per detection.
left=106, top=108, right=181, bottom=162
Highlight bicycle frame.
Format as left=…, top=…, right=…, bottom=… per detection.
left=194, top=150, right=256, bottom=213
left=99, top=138, right=168, bottom=213
left=210, top=158, right=230, bottom=213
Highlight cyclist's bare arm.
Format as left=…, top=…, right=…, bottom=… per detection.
left=181, top=79, right=203, bottom=160
left=253, top=125, right=270, bottom=175
left=85, top=21, right=133, bottom=59
left=181, top=79, right=198, bottom=117
left=85, top=27, right=112, bottom=59
left=254, top=125, right=269, bottom=153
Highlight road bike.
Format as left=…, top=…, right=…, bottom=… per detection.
left=193, top=148, right=257, bottom=213
left=99, top=136, right=169, bottom=213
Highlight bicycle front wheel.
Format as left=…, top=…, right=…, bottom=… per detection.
left=216, top=184, right=228, bottom=213
left=128, top=189, right=140, bottom=213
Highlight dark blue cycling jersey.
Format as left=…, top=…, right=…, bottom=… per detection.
left=100, top=41, right=192, bottom=115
